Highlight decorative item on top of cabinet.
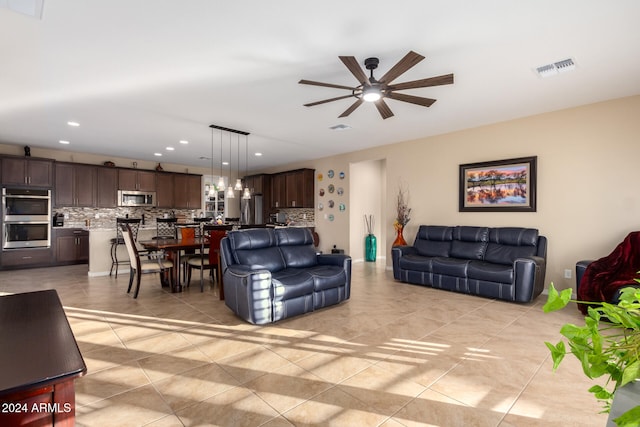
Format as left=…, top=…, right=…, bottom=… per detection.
left=1, top=155, right=53, bottom=187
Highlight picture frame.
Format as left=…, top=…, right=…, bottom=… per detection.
left=459, top=156, right=537, bottom=212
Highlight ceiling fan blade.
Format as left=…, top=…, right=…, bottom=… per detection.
left=298, top=79, right=356, bottom=91
left=378, top=51, right=425, bottom=84
left=338, top=99, right=364, bottom=117
left=387, top=73, right=454, bottom=91
left=386, top=92, right=437, bottom=107
left=339, top=56, right=368, bottom=86
left=374, top=99, right=394, bottom=119
left=304, top=94, right=355, bottom=107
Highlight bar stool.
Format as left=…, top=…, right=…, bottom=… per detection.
left=110, top=217, right=142, bottom=277
left=156, top=217, right=178, bottom=239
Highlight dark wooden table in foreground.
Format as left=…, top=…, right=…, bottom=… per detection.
left=0, top=290, right=86, bottom=427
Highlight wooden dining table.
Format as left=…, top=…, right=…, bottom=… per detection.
left=139, top=237, right=206, bottom=294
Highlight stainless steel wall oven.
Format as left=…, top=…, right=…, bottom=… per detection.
left=2, top=188, right=51, bottom=249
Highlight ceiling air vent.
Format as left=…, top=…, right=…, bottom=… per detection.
left=535, top=58, right=576, bottom=78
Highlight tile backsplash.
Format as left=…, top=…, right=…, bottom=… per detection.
left=54, top=207, right=201, bottom=229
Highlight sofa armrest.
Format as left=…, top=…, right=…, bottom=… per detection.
left=317, top=254, right=350, bottom=268
left=223, top=264, right=274, bottom=325
left=575, top=260, right=592, bottom=291
left=513, top=256, right=546, bottom=303
left=391, top=245, right=417, bottom=280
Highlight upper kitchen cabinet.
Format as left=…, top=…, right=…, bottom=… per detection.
left=155, top=172, right=174, bottom=208
left=271, top=168, right=314, bottom=208
left=1, top=156, right=53, bottom=187
left=173, top=173, right=201, bottom=209
left=54, top=163, right=96, bottom=207
left=96, top=166, right=118, bottom=208
left=118, top=169, right=156, bottom=191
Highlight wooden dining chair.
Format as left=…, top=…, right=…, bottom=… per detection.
left=186, top=225, right=231, bottom=292
left=120, top=224, right=173, bottom=298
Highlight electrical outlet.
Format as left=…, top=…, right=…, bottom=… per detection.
left=564, top=269, right=572, bottom=279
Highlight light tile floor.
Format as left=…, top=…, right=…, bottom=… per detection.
left=0, top=263, right=607, bottom=426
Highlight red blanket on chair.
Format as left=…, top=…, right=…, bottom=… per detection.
left=577, top=231, right=640, bottom=314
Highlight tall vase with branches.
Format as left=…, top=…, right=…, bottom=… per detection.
left=393, top=185, right=411, bottom=247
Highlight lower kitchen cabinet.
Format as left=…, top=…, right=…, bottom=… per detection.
left=0, top=247, right=53, bottom=269
left=54, top=228, right=89, bottom=265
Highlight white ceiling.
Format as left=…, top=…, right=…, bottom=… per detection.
left=1, top=1, right=639, bottom=172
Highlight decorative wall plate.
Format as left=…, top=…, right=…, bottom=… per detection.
left=317, top=173, right=323, bottom=181
left=337, top=187, right=344, bottom=195
left=339, top=203, right=346, bottom=211
left=328, top=200, right=334, bottom=208
left=318, top=202, right=324, bottom=210
left=328, top=214, right=334, bottom=222
left=327, top=170, right=334, bottom=178
left=319, top=188, right=325, bottom=196
left=339, top=171, right=345, bottom=179
left=328, top=184, right=335, bottom=193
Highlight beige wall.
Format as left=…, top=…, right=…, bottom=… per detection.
left=274, top=95, right=640, bottom=292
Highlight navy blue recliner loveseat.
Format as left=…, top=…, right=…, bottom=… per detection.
left=220, top=227, right=352, bottom=324
left=392, top=225, right=547, bottom=303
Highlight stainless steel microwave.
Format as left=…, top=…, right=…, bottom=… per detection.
left=117, top=190, right=156, bottom=207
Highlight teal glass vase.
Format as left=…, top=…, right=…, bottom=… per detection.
left=365, top=234, right=377, bottom=262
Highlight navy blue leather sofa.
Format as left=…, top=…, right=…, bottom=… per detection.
left=392, top=225, right=547, bottom=303
left=220, top=227, right=352, bottom=324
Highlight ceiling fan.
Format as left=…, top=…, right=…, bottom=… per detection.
left=299, top=51, right=454, bottom=119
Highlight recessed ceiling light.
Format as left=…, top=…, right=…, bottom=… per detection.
left=222, top=161, right=229, bottom=165
left=59, top=140, right=70, bottom=145
left=179, top=140, right=189, bottom=144
left=67, top=121, right=80, bottom=127
left=254, top=152, right=262, bottom=156
left=166, top=147, right=175, bottom=151
left=154, top=153, right=162, bottom=156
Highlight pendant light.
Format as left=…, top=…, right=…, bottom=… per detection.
left=242, top=133, right=251, bottom=199
left=234, top=133, right=243, bottom=191
left=217, top=129, right=225, bottom=190
left=226, top=132, right=235, bottom=199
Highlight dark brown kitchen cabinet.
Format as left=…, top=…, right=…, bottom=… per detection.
left=156, top=172, right=174, bottom=208
left=271, top=169, right=314, bottom=208
left=96, top=166, right=118, bottom=207
left=243, top=174, right=268, bottom=195
left=118, top=169, right=156, bottom=191
left=270, top=173, right=286, bottom=208
left=55, top=163, right=96, bottom=207
left=173, top=174, right=201, bottom=209
left=1, top=156, right=53, bottom=187
left=0, top=247, right=53, bottom=268
left=54, top=228, right=89, bottom=264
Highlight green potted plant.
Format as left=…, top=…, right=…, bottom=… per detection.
left=543, top=283, right=640, bottom=427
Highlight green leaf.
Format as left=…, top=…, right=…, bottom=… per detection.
left=620, top=360, right=640, bottom=387
left=613, top=405, right=640, bottom=427
left=543, top=283, right=573, bottom=313
left=588, top=385, right=613, bottom=400
left=545, top=341, right=566, bottom=370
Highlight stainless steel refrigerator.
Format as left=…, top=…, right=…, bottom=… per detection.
left=241, top=195, right=263, bottom=225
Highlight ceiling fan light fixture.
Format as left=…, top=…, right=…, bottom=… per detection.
left=362, top=86, right=382, bottom=102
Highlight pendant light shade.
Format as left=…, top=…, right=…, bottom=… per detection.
left=217, top=129, right=225, bottom=189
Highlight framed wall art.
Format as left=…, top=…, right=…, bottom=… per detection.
left=459, top=156, right=537, bottom=212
